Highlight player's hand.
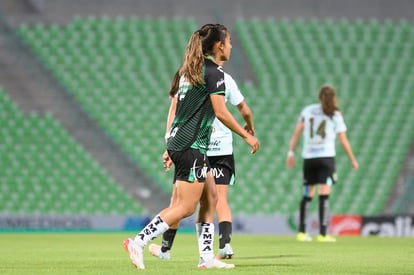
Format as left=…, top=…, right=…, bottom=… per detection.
left=286, top=155, right=295, bottom=169
left=244, top=124, right=255, bottom=136
left=163, top=150, right=173, bottom=172
left=245, top=134, right=259, bottom=154
left=351, top=159, right=359, bottom=171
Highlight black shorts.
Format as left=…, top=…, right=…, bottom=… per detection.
left=168, top=148, right=210, bottom=183
left=303, top=157, right=336, bottom=186
left=208, top=154, right=235, bottom=185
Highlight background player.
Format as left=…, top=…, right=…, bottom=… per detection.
left=286, top=84, right=358, bottom=242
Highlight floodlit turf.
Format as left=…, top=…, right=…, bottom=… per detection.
left=0, top=233, right=413, bottom=274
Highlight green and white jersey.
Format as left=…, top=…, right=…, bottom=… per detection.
left=300, top=103, right=347, bottom=159
left=166, top=58, right=226, bottom=154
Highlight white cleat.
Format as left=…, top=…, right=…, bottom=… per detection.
left=217, top=243, right=234, bottom=259
left=149, top=244, right=171, bottom=260
left=123, top=238, right=145, bottom=269
left=198, top=258, right=235, bottom=269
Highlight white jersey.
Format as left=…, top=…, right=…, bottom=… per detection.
left=300, top=103, right=347, bottom=159
left=207, top=72, right=244, bottom=156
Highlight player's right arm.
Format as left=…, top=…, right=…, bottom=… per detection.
left=286, top=120, right=304, bottom=169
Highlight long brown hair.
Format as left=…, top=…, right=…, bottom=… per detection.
left=169, top=69, right=180, bottom=97
left=178, top=24, right=228, bottom=87
left=319, top=85, right=339, bottom=117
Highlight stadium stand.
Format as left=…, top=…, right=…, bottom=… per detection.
left=0, top=87, right=144, bottom=215
left=11, top=16, right=414, bottom=216
left=233, top=18, right=414, bottom=214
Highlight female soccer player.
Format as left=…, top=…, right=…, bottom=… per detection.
left=286, top=84, right=358, bottom=242
left=149, top=66, right=255, bottom=261
left=123, top=23, right=259, bottom=269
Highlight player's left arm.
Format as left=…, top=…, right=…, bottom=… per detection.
left=211, top=94, right=259, bottom=154
left=226, top=73, right=255, bottom=136
left=338, top=132, right=359, bottom=170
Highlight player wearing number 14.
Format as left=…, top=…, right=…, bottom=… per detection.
left=286, top=85, right=359, bottom=242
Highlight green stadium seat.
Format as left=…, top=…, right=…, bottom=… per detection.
left=0, top=87, right=144, bottom=215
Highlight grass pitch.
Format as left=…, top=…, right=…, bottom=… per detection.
left=0, top=233, right=413, bottom=274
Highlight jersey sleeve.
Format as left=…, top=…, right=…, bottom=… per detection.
left=334, top=111, right=347, bottom=133
left=224, top=72, right=244, bottom=106
left=205, top=62, right=226, bottom=96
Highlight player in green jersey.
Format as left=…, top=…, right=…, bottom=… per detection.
left=124, top=24, right=259, bottom=270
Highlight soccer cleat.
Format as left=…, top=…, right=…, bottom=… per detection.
left=198, top=258, right=235, bottom=269
left=122, top=239, right=129, bottom=251
left=148, top=244, right=171, bottom=260
left=316, top=234, right=336, bottom=242
left=123, top=238, right=145, bottom=269
left=296, top=232, right=313, bottom=242
left=216, top=243, right=234, bottom=259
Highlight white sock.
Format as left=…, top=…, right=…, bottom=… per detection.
left=134, top=215, right=169, bottom=246
left=196, top=222, right=215, bottom=261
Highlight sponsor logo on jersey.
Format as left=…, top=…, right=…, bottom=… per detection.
left=216, top=78, right=225, bottom=88
left=209, top=140, right=220, bottom=147
left=211, top=167, right=225, bottom=178
left=195, top=166, right=208, bottom=179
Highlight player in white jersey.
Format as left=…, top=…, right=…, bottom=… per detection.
left=149, top=71, right=255, bottom=260
left=207, top=72, right=254, bottom=259
left=286, top=85, right=358, bottom=242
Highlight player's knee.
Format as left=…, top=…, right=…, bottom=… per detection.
left=178, top=201, right=199, bottom=218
